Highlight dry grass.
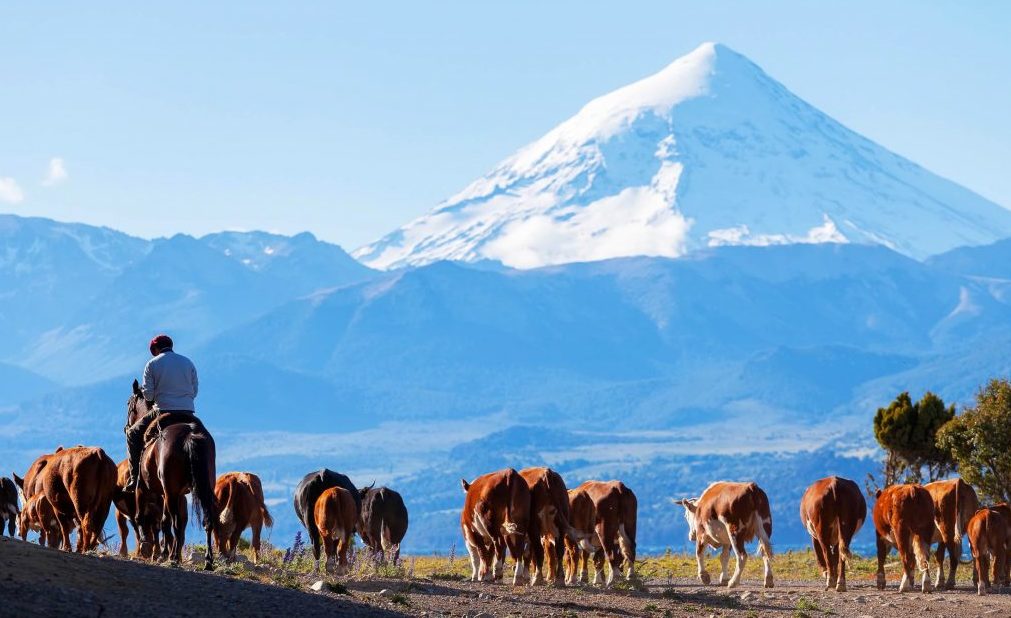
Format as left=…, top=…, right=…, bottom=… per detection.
left=186, top=539, right=976, bottom=591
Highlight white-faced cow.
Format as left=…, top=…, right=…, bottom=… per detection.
left=966, top=507, right=1008, bottom=595
left=357, top=484, right=409, bottom=564
left=873, top=484, right=935, bottom=593
left=800, top=476, right=866, bottom=592
left=460, top=468, right=530, bottom=585
left=675, top=481, right=774, bottom=589
left=578, top=480, right=637, bottom=587
left=923, top=478, right=978, bottom=590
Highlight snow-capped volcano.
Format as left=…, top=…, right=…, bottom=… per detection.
left=355, top=42, right=1011, bottom=270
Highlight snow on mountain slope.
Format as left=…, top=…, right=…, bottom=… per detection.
left=355, top=42, right=1011, bottom=270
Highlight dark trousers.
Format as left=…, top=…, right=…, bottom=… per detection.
left=125, top=409, right=198, bottom=482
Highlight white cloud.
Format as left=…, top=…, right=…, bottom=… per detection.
left=706, top=214, right=849, bottom=248
left=42, top=157, right=68, bottom=186
left=0, top=178, right=24, bottom=203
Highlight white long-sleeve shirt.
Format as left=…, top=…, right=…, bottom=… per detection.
left=141, top=350, right=198, bottom=412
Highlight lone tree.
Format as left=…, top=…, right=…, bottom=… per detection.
left=869, top=391, right=956, bottom=491
left=937, top=378, right=1011, bottom=503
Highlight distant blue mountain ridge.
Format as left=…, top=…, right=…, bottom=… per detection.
left=3, top=213, right=1011, bottom=551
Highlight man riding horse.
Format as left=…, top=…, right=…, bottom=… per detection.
left=124, top=334, right=217, bottom=569
left=125, top=334, right=201, bottom=490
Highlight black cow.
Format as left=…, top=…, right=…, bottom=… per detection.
left=293, top=469, right=360, bottom=571
left=357, top=485, right=409, bottom=564
left=1, top=477, right=18, bottom=536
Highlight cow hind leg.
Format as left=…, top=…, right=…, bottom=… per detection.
left=507, top=534, right=527, bottom=586
left=875, top=534, right=890, bottom=590
left=817, top=537, right=837, bottom=590
left=945, top=540, right=960, bottom=590
left=718, top=545, right=731, bottom=585
left=755, top=514, right=774, bottom=589
left=977, top=550, right=990, bottom=595
left=116, top=511, right=130, bottom=557
left=694, top=540, right=711, bottom=585
left=914, top=532, right=932, bottom=593
left=811, top=537, right=828, bottom=586
left=932, top=541, right=946, bottom=589
left=727, top=533, right=748, bottom=589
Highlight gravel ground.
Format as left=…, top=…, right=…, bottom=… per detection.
left=4, top=536, right=1011, bottom=617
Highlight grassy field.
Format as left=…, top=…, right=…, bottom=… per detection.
left=208, top=538, right=974, bottom=590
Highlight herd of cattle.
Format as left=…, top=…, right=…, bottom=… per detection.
left=0, top=445, right=409, bottom=574
left=2, top=446, right=1011, bottom=597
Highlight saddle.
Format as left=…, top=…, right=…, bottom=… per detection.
left=142, top=412, right=207, bottom=446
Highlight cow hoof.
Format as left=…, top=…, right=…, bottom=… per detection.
left=835, top=582, right=847, bottom=593
left=764, top=575, right=774, bottom=589
left=699, top=571, right=711, bottom=585
left=876, top=573, right=886, bottom=590
left=977, top=583, right=986, bottom=596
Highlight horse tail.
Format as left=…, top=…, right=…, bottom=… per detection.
left=185, top=432, right=216, bottom=532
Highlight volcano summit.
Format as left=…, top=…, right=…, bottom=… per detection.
left=355, top=43, right=1011, bottom=270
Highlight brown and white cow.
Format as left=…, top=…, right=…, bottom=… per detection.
left=675, top=481, right=774, bottom=589
left=313, top=486, right=357, bottom=574
left=214, top=472, right=273, bottom=564
left=800, top=476, right=866, bottom=592
left=923, top=478, right=978, bottom=589
left=990, top=502, right=1011, bottom=587
left=564, top=486, right=596, bottom=585
left=460, top=468, right=531, bottom=585
left=966, top=507, right=1008, bottom=595
left=17, top=493, right=63, bottom=547
left=578, top=480, right=637, bottom=587
left=520, top=467, right=593, bottom=586
left=16, top=446, right=117, bottom=552
left=873, top=484, right=935, bottom=593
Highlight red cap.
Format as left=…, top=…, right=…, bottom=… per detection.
left=149, top=334, right=173, bottom=356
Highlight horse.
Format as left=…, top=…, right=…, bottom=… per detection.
left=127, top=380, right=217, bottom=570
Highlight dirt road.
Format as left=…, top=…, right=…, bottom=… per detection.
left=4, top=536, right=1011, bottom=617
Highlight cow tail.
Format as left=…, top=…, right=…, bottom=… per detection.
left=501, top=471, right=523, bottom=537
left=954, top=480, right=964, bottom=540
left=380, top=515, right=392, bottom=552
left=755, top=491, right=774, bottom=559
left=218, top=482, right=233, bottom=526
left=185, top=436, right=216, bottom=532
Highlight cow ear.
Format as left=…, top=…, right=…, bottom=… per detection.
left=460, top=479, right=471, bottom=493
left=12, top=473, right=23, bottom=489
left=875, top=489, right=882, bottom=499
left=55, top=446, right=64, bottom=452
left=133, top=379, right=142, bottom=396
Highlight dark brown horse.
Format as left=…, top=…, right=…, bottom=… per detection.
left=127, top=380, right=217, bottom=570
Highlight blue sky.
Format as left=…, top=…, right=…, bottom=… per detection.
left=2, top=1, right=1009, bottom=250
